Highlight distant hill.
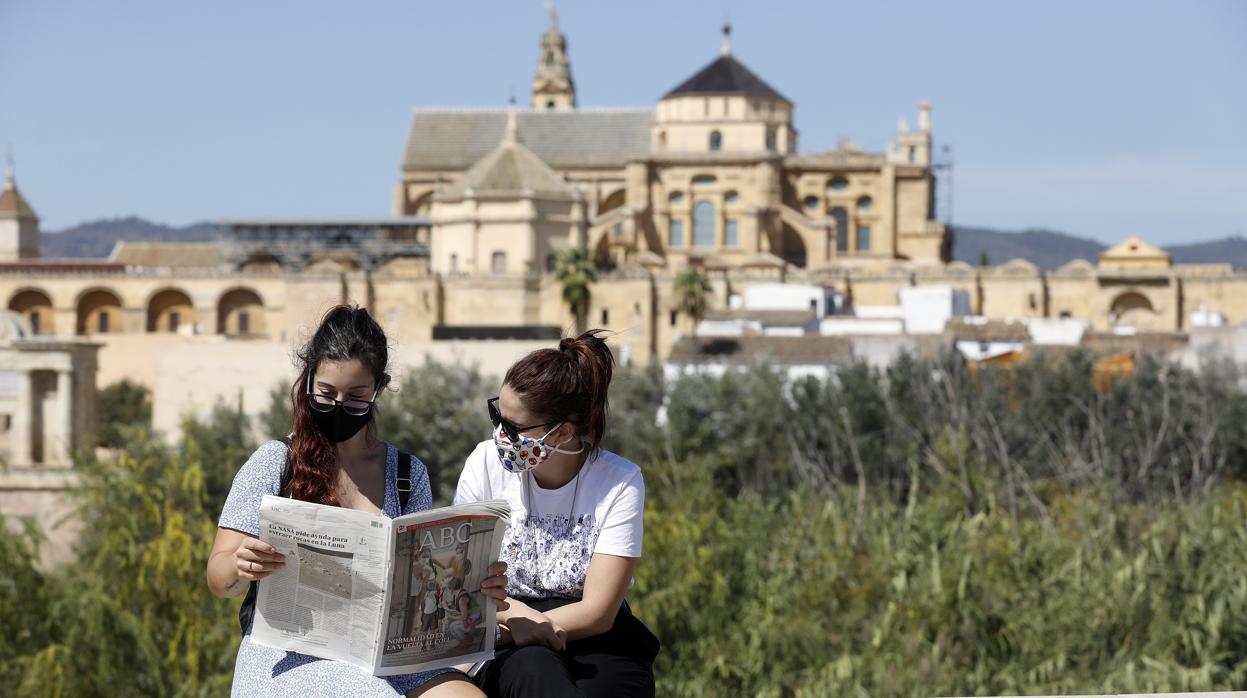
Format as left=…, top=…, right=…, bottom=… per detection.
left=953, top=226, right=1247, bottom=271
left=39, top=216, right=1247, bottom=270
left=952, top=226, right=1105, bottom=271
left=41, top=217, right=215, bottom=258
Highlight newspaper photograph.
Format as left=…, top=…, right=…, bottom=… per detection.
left=379, top=511, right=506, bottom=672
left=250, top=495, right=509, bottom=676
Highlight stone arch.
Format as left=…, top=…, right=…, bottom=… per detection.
left=240, top=252, right=283, bottom=273
left=778, top=223, right=807, bottom=268
left=76, top=287, right=125, bottom=335
left=598, top=188, right=626, bottom=216
left=217, top=287, right=266, bottom=337
left=146, top=288, right=195, bottom=333
left=1109, top=291, right=1156, bottom=329
left=7, top=287, right=55, bottom=335
left=409, top=190, right=434, bottom=216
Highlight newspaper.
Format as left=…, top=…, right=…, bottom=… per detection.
left=250, top=494, right=510, bottom=676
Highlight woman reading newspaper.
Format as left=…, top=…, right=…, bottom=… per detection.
left=454, top=330, right=659, bottom=697
left=206, top=305, right=509, bottom=697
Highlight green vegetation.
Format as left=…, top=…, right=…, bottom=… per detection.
left=95, top=379, right=153, bottom=449
left=554, top=247, right=598, bottom=334
left=4, top=353, right=1247, bottom=695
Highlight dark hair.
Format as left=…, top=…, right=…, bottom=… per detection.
left=285, top=305, right=391, bottom=505
left=503, top=329, right=614, bottom=450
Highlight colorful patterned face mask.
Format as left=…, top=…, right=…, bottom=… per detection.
left=492, top=423, right=582, bottom=474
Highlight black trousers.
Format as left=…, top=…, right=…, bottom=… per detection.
left=475, top=598, right=658, bottom=698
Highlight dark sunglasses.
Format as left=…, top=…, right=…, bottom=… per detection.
left=487, top=397, right=560, bottom=442
left=307, top=372, right=378, bottom=417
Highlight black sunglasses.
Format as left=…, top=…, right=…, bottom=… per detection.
left=307, top=372, right=378, bottom=417
left=487, top=397, right=561, bottom=442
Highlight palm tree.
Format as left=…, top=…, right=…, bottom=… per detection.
left=554, top=247, right=598, bottom=334
left=673, top=268, right=712, bottom=341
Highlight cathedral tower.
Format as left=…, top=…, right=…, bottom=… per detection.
left=531, top=5, right=576, bottom=111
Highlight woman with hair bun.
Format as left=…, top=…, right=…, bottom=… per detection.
left=454, top=330, right=658, bottom=697
left=206, top=305, right=508, bottom=697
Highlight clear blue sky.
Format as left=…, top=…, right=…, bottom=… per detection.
left=1, top=1, right=1244, bottom=244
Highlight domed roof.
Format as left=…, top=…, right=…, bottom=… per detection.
left=0, top=162, right=38, bottom=220
left=662, top=54, right=789, bottom=103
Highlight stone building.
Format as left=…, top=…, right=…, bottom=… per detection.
left=0, top=15, right=1245, bottom=446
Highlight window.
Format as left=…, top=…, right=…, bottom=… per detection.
left=491, top=251, right=506, bottom=275
left=669, top=220, right=684, bottom=247
left=691, top=175, right=716, bottom=187
left=98, top=311, right=109, bottom=334
left=828, top=177, right=849, bottom=191
left=766, top=126, right=777, bottom=151
left=449, top=253, right=459, bottom=273
left=709, top=130, right=722, bottom=151
left=670, top=310, right=678, bottom=326
left=857, top=196, right=873, bottom=210
left=830, top=207, right=849, bottom=253
left=725, top=219, right=739, bottom=247
left=856, top=225, right=871, bottom=252
left=238, top=311, right=249, bottom=335
left=546, top=254, right=557, bottom=272
left=658, top=131, right=667, bottom=150
left=169, top=311, right=180, bottom=333
left=29, top=311, right=39, bottom=335
left=546, top=100, right=556, bottom=109
left=601, top=309, right=609, bottom=325
left=725, top=191, right=739, bottom=205
left=693, top=201, right=716, bottom=247
left=614, top=222, right=624, bottom=240
left=803, top=196, right=820, bottom=211
left=669, top=191, right=684, bottom=205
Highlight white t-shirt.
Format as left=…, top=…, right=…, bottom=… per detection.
left=453, top=439, right=645, bottom=600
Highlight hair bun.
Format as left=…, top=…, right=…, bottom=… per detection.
left=559, top=337, right=578, bottom=355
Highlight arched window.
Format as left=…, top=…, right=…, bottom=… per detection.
left=709, top=130, right=722, bottom=151
left=803, top=196, right=820, bottom=211
left=857, top=196, right=873, bottom=210
left=693, top=201, right=716, bottom=247
left=491, top=251, right=507, bottom=275
left=830, top=207, right=849, bottom=253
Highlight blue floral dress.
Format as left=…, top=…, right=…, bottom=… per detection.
left=218, top=439, right=459, bottom=697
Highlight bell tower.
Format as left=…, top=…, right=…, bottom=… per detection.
left=531, top=3, right=576, bottom=111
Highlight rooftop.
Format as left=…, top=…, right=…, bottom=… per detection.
left=662, top=54, right=791, bottom=104
left=403, top=109, right=652, bottom=171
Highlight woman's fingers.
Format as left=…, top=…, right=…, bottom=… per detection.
left=486, top=561, right=507, bottom=577
left=240, top=538, right=286, bottom=563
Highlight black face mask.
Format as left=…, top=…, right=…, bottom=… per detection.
left=310, top=404, right=372, bottom=443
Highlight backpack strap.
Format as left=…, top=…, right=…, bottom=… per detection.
left=395, top=448, right=414, bottom=512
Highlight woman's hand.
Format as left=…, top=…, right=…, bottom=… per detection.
left=501, top=599, right=567, bottom=651
left=234, top=537, right=285, bottom=582
left=480, top=561, right=509, bottom=611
